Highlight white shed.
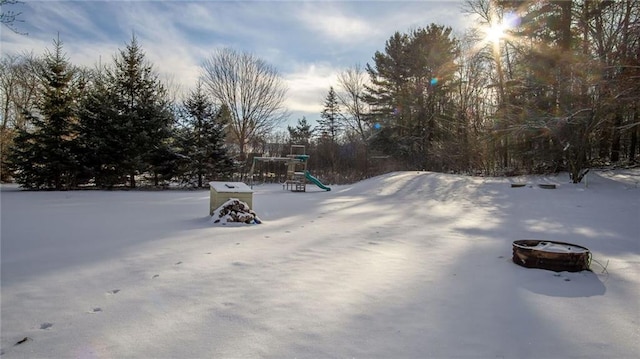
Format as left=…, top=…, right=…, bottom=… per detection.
left=209, top=182, right=253, bottom=215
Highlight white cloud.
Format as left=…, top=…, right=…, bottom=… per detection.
left=284, top=62, right=340, bottom=114
left=297, top=7, right=378, bottom=45
left=1, top=0, right=474, bottom=125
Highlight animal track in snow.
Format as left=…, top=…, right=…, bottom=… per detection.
left=14, top=337, right=30, bottom=346
left=152, top=274, right=159, bottom=278
left=107, top=289, right=120, bottom=295
left=88, top=308, right=102, bottom=314
left=40, top=323, right=53, bottom=330
left=175, top=261, right=182, bottom=265
left=553, top=273, right=572, bottom=282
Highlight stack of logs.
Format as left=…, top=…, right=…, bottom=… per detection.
left=212, top=199, right=261, bottom=224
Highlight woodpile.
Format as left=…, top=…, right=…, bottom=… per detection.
left=212, top=199, right=261, bottom=224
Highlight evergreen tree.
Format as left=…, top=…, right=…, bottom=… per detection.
left=9, top=37, right=81, bottom=189
left=365, top=25, right=459, bottom=170
left=76, top=67, right=124, bottom=187
left=318, top=87, right=342, bottom=172
left=177, top=82, right=234, bottom=187
left=318, top=86, right=342, bottom=142
left=287, top=117, right=313, bottom=147
left=78, top=34, right=173, bottom=188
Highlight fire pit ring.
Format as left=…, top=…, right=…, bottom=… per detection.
left=512, top=239, right=591, bottom=272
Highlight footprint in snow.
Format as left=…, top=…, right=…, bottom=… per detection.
left=14, top=337, right=31, bottom=346
left=40, top=323, right=53, bottom=330
left=553, top=273, right=571, bottom=282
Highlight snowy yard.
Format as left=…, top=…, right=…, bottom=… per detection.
left=1, top=170, right=639, bottom=358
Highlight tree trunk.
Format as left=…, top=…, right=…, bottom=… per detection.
left=611, top=115, right=622, bottom=162
left=629, top=112, right=638, bottom=164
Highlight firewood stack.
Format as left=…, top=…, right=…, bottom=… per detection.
left=212, top=198, right=262, bottom=224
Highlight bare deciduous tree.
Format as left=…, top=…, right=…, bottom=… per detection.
left=1, top=0, right=26, bottom=34
left=1, top=52, right=41, bottom=181
left=336, top=64, right=370, bottom=143
left=201, top=48, right=288, bottom=160
left=334, top=64, right=372, bottom=174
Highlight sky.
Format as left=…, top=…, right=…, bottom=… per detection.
left=1, top=169, right=639, bottom=357
left=0, top=0, right=478, bottom=128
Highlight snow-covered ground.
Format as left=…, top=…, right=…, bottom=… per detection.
left=1, top=170, right=639, bottom=358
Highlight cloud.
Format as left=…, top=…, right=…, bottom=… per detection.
left=284, top=62, right=340, bottom=114
left=296, top=5, right=378, bottom=45
left=16, top=1, right=121, bottom=43
left=1, top=0, right=474, bottom=128
left=294, top=1, right=470, bottom=47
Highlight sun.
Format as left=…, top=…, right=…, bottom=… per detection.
left=484, top=22, right=506, bottom=44
left=483, top=12, right=520, bottom=45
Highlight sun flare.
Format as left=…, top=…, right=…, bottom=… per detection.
left=485, top=22, right=506, bottom=44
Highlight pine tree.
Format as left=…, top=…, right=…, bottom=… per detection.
left=365, top=25, right=459, bottom=170
left=76, top=67, right=124, bottom=188
left=318, top=86, right=342, bottom=142
left=317, top=87, right=343, bottom=172
left=115, top=35, right=173, bottom=187
left=287, top=117, right=313, bottom=147
left=177, top=82, right=233, bottom=187
left=78, top=34, right=172, bottom=188
left=9, top=37, right=81, bottom=189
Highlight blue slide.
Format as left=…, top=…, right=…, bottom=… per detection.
left=305, top=171, right=331, bottom=191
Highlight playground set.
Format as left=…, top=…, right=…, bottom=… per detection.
left=248, top=145, right=331, bottom=192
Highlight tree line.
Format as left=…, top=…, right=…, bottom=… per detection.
left=2, top=0, right=638, bottom=189
left=307, top=0, right=639, bottom=184
left=1, top=37, right=286, bottom=189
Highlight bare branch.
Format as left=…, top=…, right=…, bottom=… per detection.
left=1, top=0, right=27, bottom=35
left=201, top=48, right=288, bottom=157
